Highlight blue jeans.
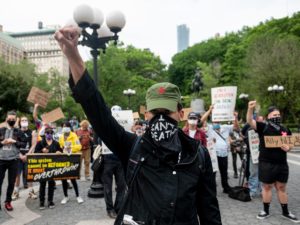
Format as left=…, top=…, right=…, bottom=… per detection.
left=248, top=156, right=261, bottom=197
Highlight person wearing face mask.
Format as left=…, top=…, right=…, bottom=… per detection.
left=0, top=111, right=26, bottom=211
left=12, top=116, right=37, bottom=200
left=183, top=112, right=207, bottom=147
left=58, top=122, right=84, bottom=205
left=54, top=25, right=221, bottom=225
left=35, top=126, right=62, bottom=209
left=247, top=101, right=299, bottom=223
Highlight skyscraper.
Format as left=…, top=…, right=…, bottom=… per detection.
left=177, top=24, right=189, bottom=53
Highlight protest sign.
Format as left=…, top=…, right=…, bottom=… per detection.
left=248, top=130, right=260, bottom=164
left=207, top=139, right=218, bottom=172
left=264, top=134, right=300, bottom=148
left=112, top=110, right=134, bottom=132
left=211, top=86, right=237, bottom=122
left=27, top=153, right=81, bottom=182
left=41, top=107, right=65, bottom=124
left=27, top=87, right=51, bottom=108
left=181, top=108, right=192, bottom=121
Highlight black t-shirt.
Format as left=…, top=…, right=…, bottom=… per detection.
left=256, top=121, right=291, bottom=164
left=20, top=129, right=32, bottom=155
left=35, top=139, right=62, bottom=154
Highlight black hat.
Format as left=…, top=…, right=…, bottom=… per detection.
left=188, top=112, right=199, bottom=119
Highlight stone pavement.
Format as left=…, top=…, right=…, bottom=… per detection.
left=0, top=152, right=299, bottom=225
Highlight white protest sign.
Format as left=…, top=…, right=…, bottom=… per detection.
left=248, top=129, right=260, bottom=164
left=207, top=139, right=218, bottom=172
left=211, top=86, right=237, bottom=122
left=112, top=110, right=134, bottom=132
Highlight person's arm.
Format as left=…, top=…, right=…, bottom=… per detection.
left=247, top=101, right=257, bottom=130
left=33, top=104, right=39, bottom=122
left=15, top=129, right=27, bottom=149
left=200, top=105, right=214, bottom=124
left=54, top=26, right=85, bottom=84
left=28, top=130, right=38, bottom=154
left=55, top=27, right=136, bottom=163
left=197, top=149, right=222, bottom=225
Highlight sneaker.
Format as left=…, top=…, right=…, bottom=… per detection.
left=48, top=202, right=55, bottom=209
left=282, top=212, right=300, bottom=223
left=29, top=190, right=38, bottom=199
left=107, top=210, right=117, bottom=219
left=12, top=191, right=19, bottom=201
left=39, top=202, right=45, bottom=210
left=61, top=197, right=69, bottom=205
left=4, top=202, right=13, bottom=211
left=77, top=196, right=84, bottom=204
left=257, top=210, right=270, bottom=219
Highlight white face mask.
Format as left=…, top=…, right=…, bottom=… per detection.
left=188, top=119, right=198, bottom=125
left=62, top=127, right=71, bottom=134
left=21, top=121, right=28, bottom=128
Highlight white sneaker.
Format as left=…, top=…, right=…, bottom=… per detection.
left=77, top=196, right=84, bottom=204
left=61, top=197, right=69, bottom=204
left=12, top=191, right=19, bottom=201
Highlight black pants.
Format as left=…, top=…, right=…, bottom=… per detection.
left=102, top=156, right=126, bottom=212
left=39, top=180, right=55, bottom=203
left=62, top=179, right=79, bottom=197
left=0, top=159, right=18, bottom=202
left=217, top=156, right=230, bottom=190
left=231, top=151, right=243, bottom=175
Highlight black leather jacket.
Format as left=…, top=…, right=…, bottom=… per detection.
left=70, top=70, right=222, bottom=225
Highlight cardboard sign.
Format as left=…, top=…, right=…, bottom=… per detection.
left=207, top=139, right=218, bottom=172
left=211, top=86, right=237, bottom=122
left=112, top=110, right=134, bottom=132
left=27, top=87, right=51, bottom=108
left=41, top=107, right=65, bottom=124
left=133, top=112, right=140, bottom=120
left=264, top=135, right=300, bottom=148
left=27, top=153, right=81, bottom=182
left=181, top=108, right=192, bottom=121
left=248, top=130, right=259, bottom=164
left=140, top=105, right=146, bottom=115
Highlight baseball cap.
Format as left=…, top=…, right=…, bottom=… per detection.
left=146, top=82, right=181, bottom=112
left=188, top=112, right=199, bottom=119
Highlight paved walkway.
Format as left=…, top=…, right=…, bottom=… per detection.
left=0, top=152, right=299, bottom=225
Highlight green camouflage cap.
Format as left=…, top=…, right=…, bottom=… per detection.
left=146, top=82, right=182, bottom=112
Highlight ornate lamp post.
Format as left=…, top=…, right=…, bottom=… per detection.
left=238, top=93, right=249, bottom=121
left=123, top=89, right=136, bottom=109
left=73, top=4, right=126, bottom=86
left=72, top=4, right=126, bottom=198
left=268, top=85, right=284, bottom=105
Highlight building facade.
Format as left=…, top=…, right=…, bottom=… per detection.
left=0, top=25, right=25, bottom=64
left=177, top=24, right=190, bottom=53
left=9, top=24, right=69, bottom=75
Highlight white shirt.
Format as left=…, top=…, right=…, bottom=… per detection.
left=188, top=130, right=197, bottom=138
left=207, top=124, right=233, bottom=157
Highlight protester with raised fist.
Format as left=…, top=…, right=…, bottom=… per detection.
left=247, top=100, right=299, bottom=223
left=54, top=26, right=221, bottom=225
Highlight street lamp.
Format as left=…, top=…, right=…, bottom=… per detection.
left=268, top=85, right=284, bottom=105
left=123, top=89, right=136, bottom=109
left=72, top=4, right=126, bottom=86
left=71, top=4, right=126, bottom=199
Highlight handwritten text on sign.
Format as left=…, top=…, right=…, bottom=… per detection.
left=264, top=135, right=300, bottom=148
left=248, top=130, right=259, bottom=164
left=27, top=154, right=81, bottom=182
left=211, top=86, right=237, bottom=122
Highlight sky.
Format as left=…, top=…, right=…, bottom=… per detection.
left=1, top=0, right=300, bottom=65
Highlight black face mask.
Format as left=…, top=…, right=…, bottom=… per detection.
left=149, top=114, right=181, bottom=153
left=268, top=117, right=281, bottom=125
left=7, top=120, right=16, bottom=127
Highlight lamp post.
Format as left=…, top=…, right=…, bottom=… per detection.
left=123, top=89, right=136, bottom=109
left=267, top=85, right=284, bottom=105
left=72, top=4, right=126, bottom=198
left=72, top=4, right=126, bottom=86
